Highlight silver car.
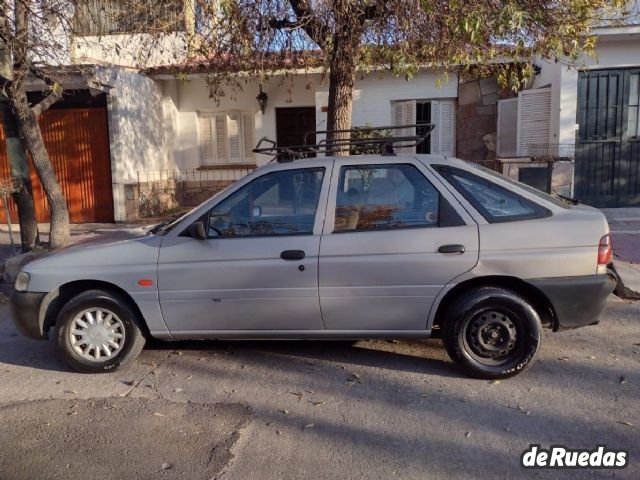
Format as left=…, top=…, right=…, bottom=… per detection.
left=10, top=155, right=615, bottom=378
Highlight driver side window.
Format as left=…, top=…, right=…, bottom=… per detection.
left=207, top=167, right=325, bottom=238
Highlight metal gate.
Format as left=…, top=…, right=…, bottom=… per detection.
left=575, top=68, right=640, bottom=207
left=0, top=108, right=114, bottom=223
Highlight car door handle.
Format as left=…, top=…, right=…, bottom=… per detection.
left=280, top=250, right=306, bottom=260
left=438, top=244, right=465, bottom=254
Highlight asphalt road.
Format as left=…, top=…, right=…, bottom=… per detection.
left=0, top=298, right=639, bottom=480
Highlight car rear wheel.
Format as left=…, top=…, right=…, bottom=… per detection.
left=55, top=289, right=146, bottom=373
left=442, top=286, right=542, bottom=379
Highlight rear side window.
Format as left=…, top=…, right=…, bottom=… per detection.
left=334, top=164, right=441, bottom=232
left=433, top=165, right=550, bottom=223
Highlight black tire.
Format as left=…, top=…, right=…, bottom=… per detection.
left=55, top=289, right=146, bottom=373
left=442, top=286, right=542, bottom=379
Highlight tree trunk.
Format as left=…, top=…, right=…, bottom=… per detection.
left=325, top=5, right=363, bottom=156
left=326, top=43, right=358, bottom=155
left=12, top=91, right=69, bottom=248
left=0, top=97, right=40, bottom=250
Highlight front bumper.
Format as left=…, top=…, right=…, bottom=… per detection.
left=10, top=291, right=47, bottom=339
left=530, top=274, right=616, bottom=330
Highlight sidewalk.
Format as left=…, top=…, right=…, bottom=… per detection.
left=601, top=208, right=640, bottom=292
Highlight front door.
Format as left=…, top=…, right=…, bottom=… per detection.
left=276, top=107, right=316, bottom=149
left=319, top=159, right=479, bottom=331
left=157, top=165, right=330, bottom=337
left=575, top=68, right=640, bottom=207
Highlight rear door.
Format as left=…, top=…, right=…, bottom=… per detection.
left=319, top=158, right=479, bottom=331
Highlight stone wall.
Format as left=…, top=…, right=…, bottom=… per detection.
left=457, top=76, right=516, bottom=161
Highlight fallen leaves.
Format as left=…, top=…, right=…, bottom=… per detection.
left=311, top=400, right=326, bottom=406
left=303, top=423, right=315, bottom=429
left=619, top=375, right=627, bottom=384
left=617, top=420, right=633, bottom=427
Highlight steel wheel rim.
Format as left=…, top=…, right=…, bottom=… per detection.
left=463, top=309, right=520, bottom=365
left=68, top=308, right=126, bottom=362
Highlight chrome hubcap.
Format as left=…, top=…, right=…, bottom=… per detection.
left=69, top=308, right=125, bottom=362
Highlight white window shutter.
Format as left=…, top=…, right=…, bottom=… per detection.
left=497, top=98, right=518, bottom=157
left=392, top=100, right=416, bottom=153
left=199, top=115, right=217, bottom=165
left=430, top=100, right=456, bottom=156
left=517, top=88, right=551, bottom=156
left=215, top=113, right=229, bottom=162
left=227, top=112, right=241, bottom=162
left=430, top=101, right=440, bottom=155
left=438, top=100, right=455, bottom=156
left=242, top=112, right=256, bottom=162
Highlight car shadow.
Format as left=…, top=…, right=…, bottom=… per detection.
left=143, top=337, right=462, bottom=378
left=0, top=309, right=460, bottom=377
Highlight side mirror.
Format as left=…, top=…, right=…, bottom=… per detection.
left=187, top=221, right=206, bottom=240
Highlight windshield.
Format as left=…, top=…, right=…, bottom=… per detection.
left=465, top=161, right=573, bottom=209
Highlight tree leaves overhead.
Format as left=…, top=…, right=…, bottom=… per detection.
left=183, top=0, right=633, bottom=93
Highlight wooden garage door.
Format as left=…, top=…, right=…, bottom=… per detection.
left=0, top=108, right=114, bottom=223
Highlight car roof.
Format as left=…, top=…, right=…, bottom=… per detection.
left=254, top=154, right=468, bottom=172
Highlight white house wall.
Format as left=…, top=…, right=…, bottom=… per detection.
left=95, top=67, right=172, bottom=221
left=535, top=34, right=640, bottom=146
left=169, top=74, right=321, bottom=169
left=73, top=33, right=189, bottom=68
left=315, top=70, right=458, bottom=132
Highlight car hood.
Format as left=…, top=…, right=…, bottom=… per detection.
left=25, top=227, right=162, bottom=272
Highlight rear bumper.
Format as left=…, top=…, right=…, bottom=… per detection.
left=10, top=291, right=47, bottom=339
left=530, top=274, right=616, bottom=330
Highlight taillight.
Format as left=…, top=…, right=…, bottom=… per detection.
left=598, top=234, right=612, bottom=265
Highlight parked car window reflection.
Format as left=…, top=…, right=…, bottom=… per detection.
left=434, top=165, right=550, bottom=223
left=207, top=168, right=325, bottom=237
left=334, top=164, right=439, bottom=232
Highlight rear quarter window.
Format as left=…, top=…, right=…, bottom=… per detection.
left=433, top=165, right=551, bottom=223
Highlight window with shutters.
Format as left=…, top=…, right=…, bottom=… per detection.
left=391, top=100, right=455, bottom=156
left=516, top=88, right=552, bottom=156
left=198, top=111, right=256, bottom=165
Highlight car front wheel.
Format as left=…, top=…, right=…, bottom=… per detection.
left=55, top=289, right=146, bottom=373
left=442, top=286, right=542, bottom=379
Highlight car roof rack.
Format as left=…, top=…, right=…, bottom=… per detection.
left=252, top=123, right=435, bottom=162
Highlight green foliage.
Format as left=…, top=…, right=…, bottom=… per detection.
left=190, top=0, right=634, bottom=97
left=349, top=125, right=392, bottom=155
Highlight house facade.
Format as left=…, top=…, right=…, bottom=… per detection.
left=1, top=1, right=639, bottom=223
left=496, top=17, right=640, bottom=207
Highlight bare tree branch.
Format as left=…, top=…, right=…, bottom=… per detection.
left=31, top=87, right=62, bottom=117
left=289, top=0, right=330, bottom=49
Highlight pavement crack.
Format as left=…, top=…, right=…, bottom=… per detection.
left=123, top=351, right=173, bottom=398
